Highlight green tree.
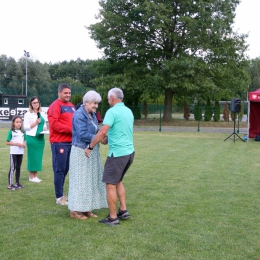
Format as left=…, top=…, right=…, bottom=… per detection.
left=52, top=76, right=82, bottom=87
left=49, top=59, right=100, bottom=89
left=16, top=58, right=52, bottom=104
left=213, top=100, right=221, bottom=122
left=0, top=55, right=20, bottom=95
left=100, top=92, right=109, bottom=118
left=194, top=102, right=202, bottom=121
left=204, top=98, right=212, bottom=121
left=88, top=0, right=250, bottom=121
left=0, top=55, right=19, bottom=80
left=71, top=93, right=82, bottom=106
left=0, top=55, right=53, bottom=105
left=248, top=58, right=260, bottom=92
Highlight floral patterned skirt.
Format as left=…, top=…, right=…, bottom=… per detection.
left=68, top=145, right=108, bottom=212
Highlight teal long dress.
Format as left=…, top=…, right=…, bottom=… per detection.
left=26, top=114, right=45, bottom=171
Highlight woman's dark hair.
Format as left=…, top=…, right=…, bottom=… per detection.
left=29, top=96, right=42, bottom=113
left=11, top=115, right=25, bottom=133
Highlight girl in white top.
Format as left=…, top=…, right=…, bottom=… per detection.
left=6, top=115, right=27, bottom=190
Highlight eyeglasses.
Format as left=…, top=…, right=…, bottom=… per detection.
left=32, top=101, right=39, bottom=104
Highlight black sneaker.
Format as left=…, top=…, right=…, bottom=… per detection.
left=7, top=185, right=18, bottom=190
left=99, top=216, right=120, bottom=226
left=117, top=209, right=130, bottom=220
left=15, top=183, right=25, bottom=189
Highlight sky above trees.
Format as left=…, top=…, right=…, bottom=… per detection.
left=0, top=0, right=259, bottom=63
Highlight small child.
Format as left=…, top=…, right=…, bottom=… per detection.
left=6, top=115, right=27, bottom=190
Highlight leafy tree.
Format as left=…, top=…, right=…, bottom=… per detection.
left=71, top=93, right=82, bottom=106
left=0, top=55, right=19, bottom=80
left=204, top=98, right=212, bottom=121
left=100, top=92, right=109, bottom=118
left=0, top=55, right=20, bottom=94
left=0, top=55, right=5, bottom=76
left=49, top=59, right=100, bottom=89
left=213, top=100, right=221, bottom=122
left=88, top=0, right=250, bottom=121
left=16, top=58, right=52, bottom=104
left=194, top=102, right=202, bottom=121
left=52, top=76, right=82, bottom=88
left=248, top=58, right=260, bottom=92
left=0, top=55, right=53, bottom=105
left=7, top=57, right=51, bottom=84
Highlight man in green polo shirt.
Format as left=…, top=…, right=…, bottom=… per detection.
left=85, top=87, right=135, bottom=226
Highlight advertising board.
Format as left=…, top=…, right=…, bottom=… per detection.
left=0, top=107, right=49, bottom=121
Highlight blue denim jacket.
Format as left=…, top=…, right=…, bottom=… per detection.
left=72, top=105, right=99, bottom=149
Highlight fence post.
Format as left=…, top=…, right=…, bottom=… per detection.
left=197, top=105, right=200, bottom=132
left=159, top=105, right=162, bottom=132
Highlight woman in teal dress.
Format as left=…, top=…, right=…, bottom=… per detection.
left=24, top=96, right=47, bottom=183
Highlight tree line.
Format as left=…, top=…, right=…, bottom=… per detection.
left=1, top=1, right=260, bottom=121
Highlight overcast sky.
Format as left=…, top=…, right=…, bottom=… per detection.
left=0, top=0, right=258, bottom=63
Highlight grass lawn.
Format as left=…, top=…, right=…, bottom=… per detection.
left=0, top=127, right=260, bottom=260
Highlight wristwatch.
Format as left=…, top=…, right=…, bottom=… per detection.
left=87, top=144, right=93, bottom=150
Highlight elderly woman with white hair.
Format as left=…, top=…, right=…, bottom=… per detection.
left=68, top=90, right=108, bottom=220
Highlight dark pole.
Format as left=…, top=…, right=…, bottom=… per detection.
left=24, top=50, right=30, bottom=96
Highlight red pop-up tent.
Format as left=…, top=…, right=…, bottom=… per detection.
left=248, top=88, right=260, bottom=138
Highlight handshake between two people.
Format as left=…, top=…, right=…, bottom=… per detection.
left=100, top=136, right=108, bottom=145
left=84, top=136, right=108, bottom=158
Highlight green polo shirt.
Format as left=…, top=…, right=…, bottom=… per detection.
left=103, top=102, right=134, bottom=157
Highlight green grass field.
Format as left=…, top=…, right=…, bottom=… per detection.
left=0, top=128, right=260, bottom=260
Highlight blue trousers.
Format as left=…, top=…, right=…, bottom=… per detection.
left=51, top=143, right=72, bottom=198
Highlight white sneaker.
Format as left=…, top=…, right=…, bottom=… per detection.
left=34, top=177, right=42, bottom=182
left=29, top=177, right=41, bottom=183
left=63, top=194, right=68, bottom=201
left=56, top=196, right=68, bottom=206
